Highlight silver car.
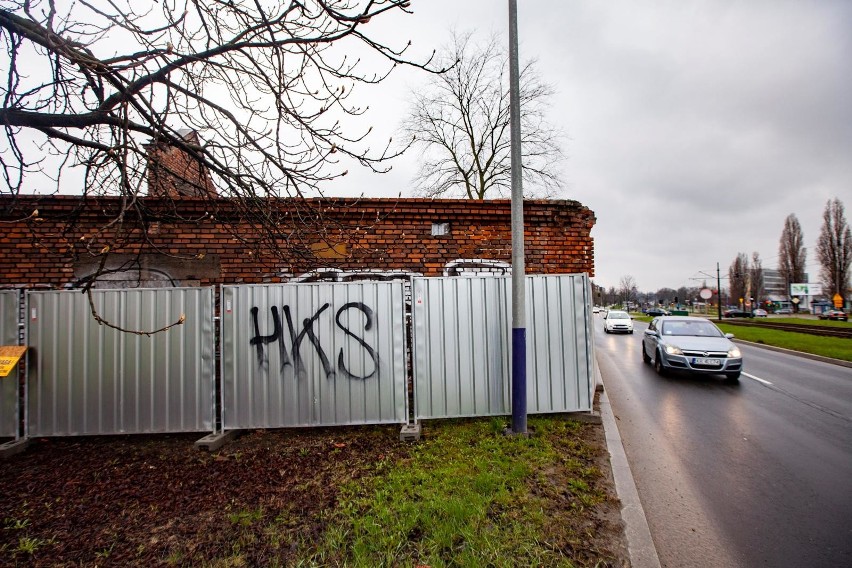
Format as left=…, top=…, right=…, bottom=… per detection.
left=642, top=316, right=743, bottom=382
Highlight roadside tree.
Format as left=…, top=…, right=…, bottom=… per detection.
left=778, top=213, right=807, bottom=311
left=816, top=198, right=852, bottom=304
left=728, top=253, right=750, bottom=308
left=655, top=287, right=676, bottom=306
left=619, top=275, right=638, bottom=310
left=400, top=31, right=564, bottom=199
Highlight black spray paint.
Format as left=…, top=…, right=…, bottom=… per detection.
left=249, top=302, right=379, bottom=380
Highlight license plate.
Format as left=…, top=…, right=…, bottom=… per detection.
left=692, top=357, right=721, bottom=366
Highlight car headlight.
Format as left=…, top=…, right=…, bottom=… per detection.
left=664, top=344, right=683, bottom=355
left=728, top=347, right=741, bottom=358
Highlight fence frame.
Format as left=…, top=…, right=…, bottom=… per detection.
left=0, top=290, right=21, bottom=439
left=3, top=274, right=596, bottom=445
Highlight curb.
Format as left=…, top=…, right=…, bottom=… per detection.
left=596, top=363, right=662, bottom=568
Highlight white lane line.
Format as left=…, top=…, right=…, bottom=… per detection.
left=743, top=372, right=772, bottom=386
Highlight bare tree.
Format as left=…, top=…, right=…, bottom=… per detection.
left=778, top=213, right=807, bottom=306
left=400, top=31, right=564, bottom=199
left=619, top=275, right=638, bottom=310
left=816, top=198, right=852, bottom=303
left=0, top=1, right=435, bottom=270
left=728, top=253, right=749, bottom=308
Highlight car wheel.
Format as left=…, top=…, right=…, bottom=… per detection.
left=654, top=351, right=667, bottom=376
left=629, top=330, right=634, bottom=334
left=642, top=345, right=651, bottom=364
left=726, top=371, right=741, bottom=383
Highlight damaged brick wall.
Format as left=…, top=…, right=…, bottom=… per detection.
left=146, top=130, right=217, bottom=199
left=0, top=196, right=595, bottom=288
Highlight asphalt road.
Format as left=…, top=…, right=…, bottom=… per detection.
left=596, top=318, right=852, bottom=568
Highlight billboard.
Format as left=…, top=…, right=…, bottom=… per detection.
left=790, top=283, right=822, bottom=296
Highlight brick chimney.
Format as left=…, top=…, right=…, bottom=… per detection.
left=147, top=129, right=217, bottom=198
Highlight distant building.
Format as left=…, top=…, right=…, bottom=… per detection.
left=763, top=269, right=788, bottom=304
left=764, top=268, right=817, bottom=312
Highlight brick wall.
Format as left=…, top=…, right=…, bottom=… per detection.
left=0, top=195, right=595, bottom=288
left=146, top=130, right=217, bottom=198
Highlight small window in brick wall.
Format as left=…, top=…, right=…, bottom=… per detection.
left=432, top=222, right=451, bottom=236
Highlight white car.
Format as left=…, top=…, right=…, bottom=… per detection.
left=604, top=310, right=633, bottom=334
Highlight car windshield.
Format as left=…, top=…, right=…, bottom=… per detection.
left=661, top=320, right=723, bottom=337
left=608, top=312, right=629, bottom=319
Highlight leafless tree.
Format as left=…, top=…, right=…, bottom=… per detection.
left=728, top=253, right=749, bottom=308
left=400, top=31, right=564, bottom=199
left=816, top=198, right=852, bottom=303
left=778, top=213, right=807, bottom=305
left=0, top=0, right=435, bottom=265
left=619, top=275, right=638, bottom=310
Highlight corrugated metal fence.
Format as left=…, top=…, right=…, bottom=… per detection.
left=220, top=282, right=408, bottom=428
left=26, top=288, right=215, bottom=436
left=412, top=274, right=594, bottom=420
left=0, top=290, right=20, bottom=438
left=3, top=275, right=593, bottom=439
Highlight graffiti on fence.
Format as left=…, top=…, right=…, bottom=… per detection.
left=250, top=302, right=379, bottom=380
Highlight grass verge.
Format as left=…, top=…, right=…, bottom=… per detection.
left=306, top=417, right=624, bottom=567
left=716, top=324, right=852, bottom=362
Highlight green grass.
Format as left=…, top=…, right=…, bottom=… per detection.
left=767, top=317, right=850, bottom=328
left=306, top=417, right=607, bottom=567
left=716, top=324, right=852, bottom=362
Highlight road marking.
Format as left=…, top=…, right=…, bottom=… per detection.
left=743, top=372, right=772, bottom=386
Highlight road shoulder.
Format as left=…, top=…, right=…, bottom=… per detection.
left=597, top=362, right=662, bottom=568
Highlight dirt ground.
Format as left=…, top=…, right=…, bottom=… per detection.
left=0, top=418, right=629, bottom=567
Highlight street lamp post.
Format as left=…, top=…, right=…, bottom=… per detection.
left=508, top=0, right=527, bottom=434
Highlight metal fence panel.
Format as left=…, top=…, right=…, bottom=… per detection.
left=0, top=290, right=20, bottom=438
left=412, top=277, right=510, bottom=419
left=413, top=274, right=593, bottom=420
left=27, top=288, right=215, bottom=436
left=221, top=282, right=407, bottom=428
left=525, top=274, right=594, bottom=414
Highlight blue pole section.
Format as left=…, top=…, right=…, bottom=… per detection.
left=511, top=327, right=527, bottom=433
left=508, top=0, right=527, bottom=434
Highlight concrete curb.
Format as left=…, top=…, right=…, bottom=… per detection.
left=596, top=363, right=661, bottom=568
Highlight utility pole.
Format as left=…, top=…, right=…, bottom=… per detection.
left=508, top=0, right=527, bottom=434
left=693, top=265, right=726, bottom=320
left=717, top=262, right=722, bottom=321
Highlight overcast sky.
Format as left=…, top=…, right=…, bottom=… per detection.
left=321, top=0, right=852, bottom=292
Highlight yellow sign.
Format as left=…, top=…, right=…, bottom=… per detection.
left=0, top=346, right=27, bottom=378
left=834, top=294, right=844, bottom=308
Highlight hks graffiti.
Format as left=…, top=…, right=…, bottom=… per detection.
left=250, top=302, right=379, bottom=380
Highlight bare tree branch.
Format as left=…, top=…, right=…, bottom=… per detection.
left=0, top=0, right=440, bottom=332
